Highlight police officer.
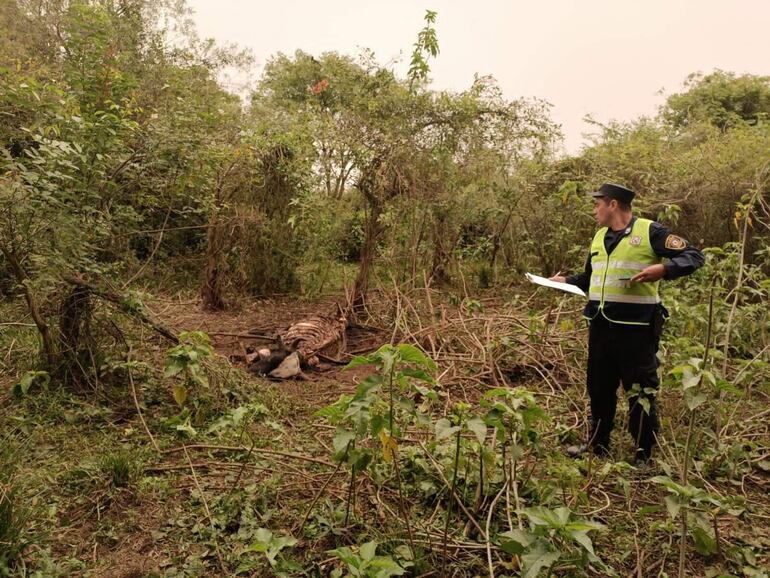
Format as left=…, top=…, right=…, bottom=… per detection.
left=550, top=183, right=704, bottom=463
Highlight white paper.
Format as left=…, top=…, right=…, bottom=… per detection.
left=526, top=273, right=586, bottom=297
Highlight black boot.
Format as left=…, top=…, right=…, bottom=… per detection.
left=633, top=447, right=652, bottom=465
left=566, top=443, right=610, bottom=458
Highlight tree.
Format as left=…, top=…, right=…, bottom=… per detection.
left=661, top=70, right=770, bottom=131
left=254, top=48, right=559, bottom=307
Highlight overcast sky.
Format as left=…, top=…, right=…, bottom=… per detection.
left=187, top=0, right=770, bottom=153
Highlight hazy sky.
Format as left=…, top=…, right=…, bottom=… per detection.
left=187, top=0, right=770, bottom=153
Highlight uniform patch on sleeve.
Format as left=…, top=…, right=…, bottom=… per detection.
left=665, top=235, right=687, bottom=250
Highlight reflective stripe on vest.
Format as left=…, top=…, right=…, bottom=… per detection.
left=585, top=218, right=661, bottom=325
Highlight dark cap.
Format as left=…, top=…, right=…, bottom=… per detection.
left=589, top=183, right=635, bottom=204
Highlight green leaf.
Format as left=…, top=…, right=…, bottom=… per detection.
left=637, top=505, right=662, bottom=515
left=315, top=395, right=352, bottom=421
left=348, top=448, right=372, bottom=473
left=359, top=540, right=377, bottom=561
left=367, top=556, right=406, bottom=576
left=251, top=528, right=273, bottom=550
left=163, top=360, right=184, bottom=378
left=248, top=529, right=297, bottom=567
left=13, top=370, right=50, bottom=396
left=172, top=384, right=187, bottom=406
left=690, top=520, right=717, bottom=555
left=565, top=520, right=604, bottom=532
left=333, top=428, right=356, bottom=454
left=400, top=367, right=435, bottom=384
left=174, top=420, right=197, bottom=438
left=396, top=344, right=437, bottom=371
left=685, top=390, right=708, bottom=410
left=569, top=530, right=595, bottom=555
left=714, top=378, right=740, bottom=395
left=230, top=405, right=249, bottom=425
left=521, top=542, right=560, bottom=578
left=520, top=506, right=567, bottom=528
left=345, top=354, right=376, bottom=370
left=352, top=374, right=384, bottom=401
left=466, top=417, right=487, bottom=445
left=435, top=418, right=460, bottom=441
left=665, top=494, right=682, bottom=520
left=370, top=414, right=386, bottom=436
left=497, top=529, right=534, bottom=554
left=270, top=535, right=298, bottom=554
left=682, top=369, right=701, bottom=390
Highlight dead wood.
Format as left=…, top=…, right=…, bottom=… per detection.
left=65, top=275, right=178, bottom=343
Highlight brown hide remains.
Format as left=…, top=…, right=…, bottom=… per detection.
left=281, top=314, right=348, bottom=366
left=247, top=312, right=348, bottom=378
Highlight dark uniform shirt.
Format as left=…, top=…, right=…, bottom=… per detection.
left=565, top=217, right=705, bottom=293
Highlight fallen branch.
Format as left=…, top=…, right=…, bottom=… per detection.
left=65, top=275, right=178, bottom=343
left=163, top=444, right=336, bottom=468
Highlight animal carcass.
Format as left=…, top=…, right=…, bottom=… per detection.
left=248, top=312, right=348, bottom=378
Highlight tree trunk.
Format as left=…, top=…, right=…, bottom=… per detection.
left=200, top=160, right=240, bottom=311
left=488, top=208, right=514, bottom=277
left=352, top=203, right=382, bottom=312
left=429, top=213, right=451, bottom=286
left=59, top=285, right=93, bottom=385
left=1, top=246, right=57, bottom=367
left=65, top=275, right=178, bottom=343
left=200, top=215, right=226, bottom=311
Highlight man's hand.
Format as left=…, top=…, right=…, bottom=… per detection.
left=631, top=264, right=665, bottom=283
left=549, top=276, right=567, bottom=283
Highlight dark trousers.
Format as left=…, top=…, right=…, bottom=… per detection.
left=586, top=318, right=661, bottom=454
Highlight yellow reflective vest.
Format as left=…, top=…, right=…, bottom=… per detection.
left=585, top=218, right=661, bottom=325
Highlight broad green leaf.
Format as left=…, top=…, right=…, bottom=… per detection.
left=349, top=448, right=372, bottom=473
left=314, top=395, right=351, bottom=420
left=333, top=428, right=356, bottom=454
left=360, top=540, right=377, bottom=561
left=230, top=405, right=249, bottom=425
left=352, top=374, right=384, bottom=401
left=682, top=369, right=701, bottom=390
left=370, top=414, right=386, bottom=436
left=521, top=506, right=567, bottom=528
left=172, top=384, right=187, bottom=406
left=164, top=360, right=184, bottom=378
left=327, top=546, right=356, bottom=566
left=497, top=528, right=535, bottom=555
left=665, top=494, right=682, bottom=520
left=367, top=557, right=406, bottom=576
left=651, top=476, right=686, bottom=494
left=13, top=370, right=50, bottom=395
left=566, top=520, right=604, bottom=532
left=345, top=354, right=376, bottom=370
left=466, top=417, right=487, bottom=445
left=400, top=367, right=435, bottom=384
left=251, top=528, right=273, bottom=549
left=690, top=520, right=717, bottom=555
left=714, top=379, right=741, bottom=395
left=521, top=542, right=560, bottom=578
left=270, top=535, right=297, bottom=553
left=685, top=390, right=708, bottom=410
left=174, top=421, right=197, bottom=438
left=569, top=530, right=595, bottom=555
left=396, top=343, right=437, bottom=370
left=435, top=418, right=460, bottom=441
